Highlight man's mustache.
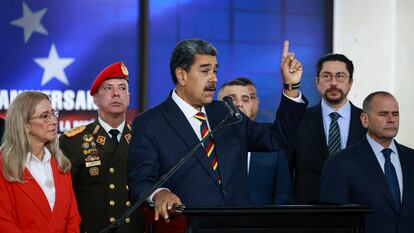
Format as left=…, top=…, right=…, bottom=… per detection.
left=326, top=87, right=343, bottom=93
left=204, top=84, right=216, bottom=91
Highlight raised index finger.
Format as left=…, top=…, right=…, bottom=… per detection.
left=282, top=40, right=290, bottom=59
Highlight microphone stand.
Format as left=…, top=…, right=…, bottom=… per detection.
left=100, top=110, right=242, bottom=233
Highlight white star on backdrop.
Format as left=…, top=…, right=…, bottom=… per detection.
left=9, top=2, right=48, bottom=44
left=34, top=44, right=75, bottom=86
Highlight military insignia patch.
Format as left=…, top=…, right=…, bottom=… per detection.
left=86, top=160, right=101, bottom=167
left=97, top=136, right=106, bottom=146
left=83, top=134, right=94, bottom=143
left=63, top=125, right=86, bottom=137
left=85, top=155, right=100, bottom=162
left=121, top=62, right=129, bottom=76
left=124, top=134, right=131, bottom=144
left=89, top=167, right=99, bottom=176
left=93, top=125, right=100, bottom=134
left=82, top=142, right=90, bottom=149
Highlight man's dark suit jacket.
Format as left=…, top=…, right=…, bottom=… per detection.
left=320, top=138, right=414, bottom=233
left=0, top=118, right=4, bottom=142
left=128, top=93, right=307, bottom=207
left=291, top=102, right=366, bottom=203
left=249, top=151, right=293, bottom=205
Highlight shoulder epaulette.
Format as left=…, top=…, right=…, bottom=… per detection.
left=63, top=125, right=86, bottom=138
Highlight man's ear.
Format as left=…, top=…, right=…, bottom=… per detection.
left=360, top=112, right=369, bottom=129
left=176, top=67, right=187, bottom=86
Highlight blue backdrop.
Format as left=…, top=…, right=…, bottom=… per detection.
left=147, top=0, right=331, bottom=121
left=0, top=0, right=139, bottom=131
left=0, top=0, right=331, bottom=128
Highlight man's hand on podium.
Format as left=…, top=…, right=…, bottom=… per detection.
left=154, top=190, right=184, bottom=222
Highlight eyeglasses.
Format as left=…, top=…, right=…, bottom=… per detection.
left=318, top=72, right=350, bottom=83
left=30, top=110, right=59, bottom=122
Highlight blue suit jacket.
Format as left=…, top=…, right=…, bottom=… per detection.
left=249, top=151, right=293, bottom=205
left=320, top=138, right=414, bottom=233
left=128, top=93, right=307, bottom=207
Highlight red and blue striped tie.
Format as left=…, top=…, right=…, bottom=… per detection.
left=194, top=112, right=221, bottom=183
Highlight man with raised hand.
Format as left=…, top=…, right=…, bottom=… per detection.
left=217, top=79, right=293, bottom=205
left=128, top=39, right=307, bottom=221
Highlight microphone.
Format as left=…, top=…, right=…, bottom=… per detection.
left=100, top=105, right=237, bottom=233
left=222, top=96, right=242, bottom=120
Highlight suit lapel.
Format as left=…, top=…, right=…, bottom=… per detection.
left=205, top=103, right=231, bottom=187
left=93, top=121, right=116, bottom=164
left=48, top=158, right=67, bottom=228
left=397, top=143, right=413, bottom=212
left=356, top=139, right=399, bottom=212
left=346, top=103, right=364, bottom=146
left=163, top=97, right=220, bottom=187
left=17, top=169, right=52, bottom=220
left=307, top=104, right=329, bottom=157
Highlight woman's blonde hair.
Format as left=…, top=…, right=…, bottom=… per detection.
left=0, top=91, right=71, bottom=182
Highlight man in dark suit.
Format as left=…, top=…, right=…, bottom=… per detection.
left=0, top=117, right=4, bottom=142
left=219, top=79, right=293, bottom=205
left=60, top=62, right=143, bottom=233
left=128, top=39, right=307, bottom=221
left=320, top=91, right=414, bottom=233
left=290, top=54, right=367, bottom=203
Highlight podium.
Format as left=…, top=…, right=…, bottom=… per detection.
left=145, top=205, right=372, bottom=233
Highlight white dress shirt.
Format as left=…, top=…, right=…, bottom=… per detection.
left=171, top=90, right=211, bottom=140
left=366, top=134, right=403, bottom=201
left=26, top=147, right=55, bottom=210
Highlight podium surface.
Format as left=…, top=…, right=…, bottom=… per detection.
left=146, top=205, right=372, bottom=233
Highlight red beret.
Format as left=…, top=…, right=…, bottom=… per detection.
left=90, top=61, right=129, bottom=95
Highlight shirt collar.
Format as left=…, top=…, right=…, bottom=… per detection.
left=321, top=98, right=351, bottom=120
left=366, top=134, right=398, bottom=155
left=98, top=117, right=125, bottom=134
left=171, top=89, right=207, bottom=120
left=26, top=147, right=52, bottom=164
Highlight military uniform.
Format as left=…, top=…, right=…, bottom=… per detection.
left=60, top=120, right=143, bottom=233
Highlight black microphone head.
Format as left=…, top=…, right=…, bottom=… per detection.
left=222, top=96, right=242, bottom=119
left=222, top=96, right=233, bottom=107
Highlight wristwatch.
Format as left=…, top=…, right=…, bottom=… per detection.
left=283, top=82, right=301, bottom=90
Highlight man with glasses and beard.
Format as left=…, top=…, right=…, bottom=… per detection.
left=289, top=54, right=367, bottom=204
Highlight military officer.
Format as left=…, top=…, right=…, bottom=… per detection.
left=60, top=62, right=143, bottom=233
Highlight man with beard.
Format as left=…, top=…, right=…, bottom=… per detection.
left=127, top=39, right=307, bottom=222
left=290, top=54, right=367, bottom=204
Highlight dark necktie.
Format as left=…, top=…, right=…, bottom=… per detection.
left=194, top=112, right=221, bottom=183
left=328, top=112, right=341, bottom=155
left=382, top=148, right=401, bottom=211
left=109, top=129, right=120, bottom=145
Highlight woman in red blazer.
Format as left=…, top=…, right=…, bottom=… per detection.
left=0, top=91, right=81, bottom=233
